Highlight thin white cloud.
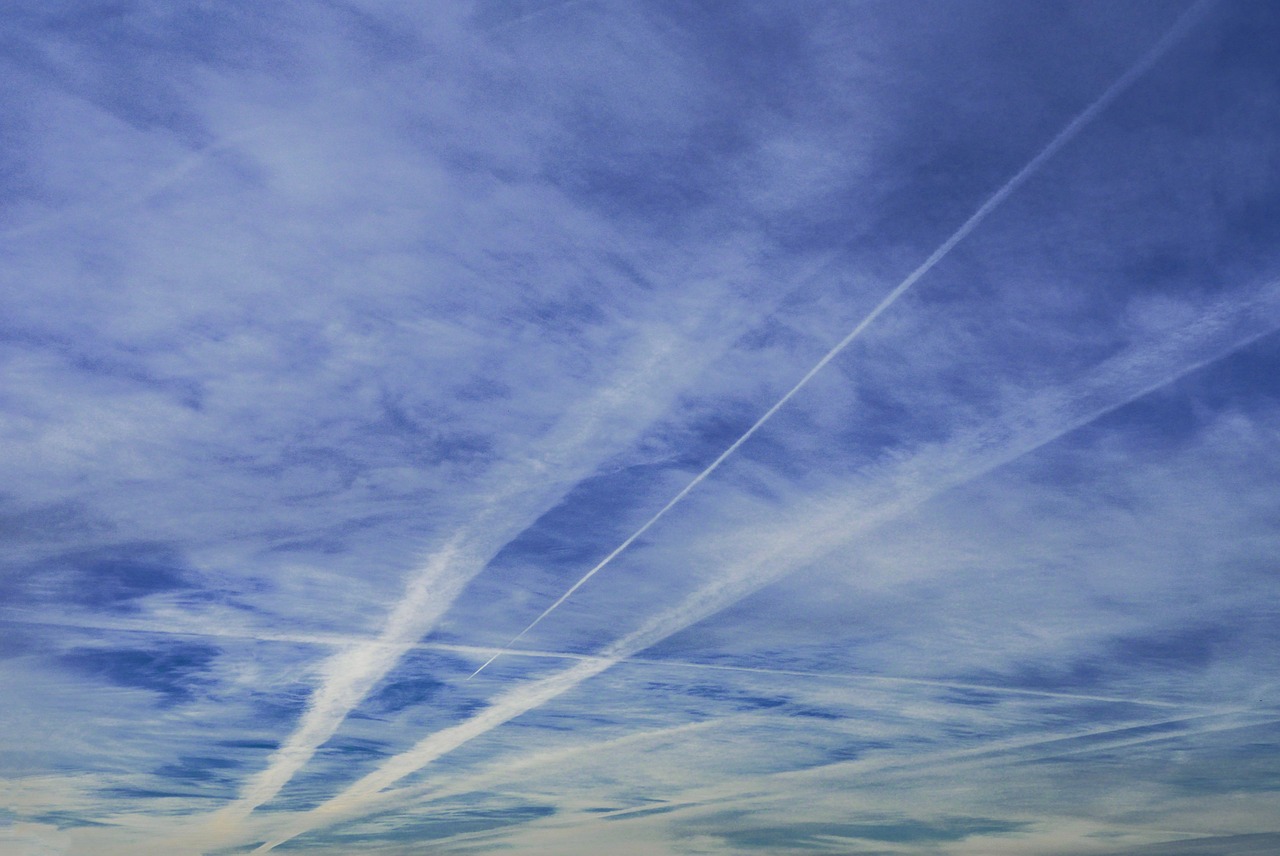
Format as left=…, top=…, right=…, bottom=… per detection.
left=190, top=318, right=772, bottom=837
left=582, top=710, right=1280, bottom=836
left=466, top=0, right=1215, bottom=680
left=7, top=4, right=1278, bottom=854
left=240, top=274, right=1280, bottom=853
left=1, top=609, right=1214, bottom=712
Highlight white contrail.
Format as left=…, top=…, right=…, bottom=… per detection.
left=586, top=710, right=1279, bottom=829
left=248, top=275, right=1279, bottom=852
left=263, top=715, right=751, bottom=844
left=0, top=609, right=1191, bottom=708
left=240, top=686, right=1244, bottom=845
left=192, top=345, right=686, bottom=838
left=222, top=3, right=1228, bottom=847
left=465, top=0, right=1216, bottom=681
left=768, top=711, right=1274, bottom=787
left=2, top=609, right=1208, bottom=712
left=189, top=246, right=853, bottom=846
left=199, top=536, right=475, bottom=835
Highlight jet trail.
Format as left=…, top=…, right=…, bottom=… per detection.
left=465, top=0, right=1216, bottom=680
left=187, top=335, right=699, bottom=840
left=185, top=246, right=851, bottom=850
left=265, top=716, right=749, bottom=845
left=587, top=710, right=1278, bottom=828
left=0, top=610, right=1209, bottom=710
left=398, top=712, right=1273, bottom=854
left=198, top=5, right=1230, bottom=850
left=245, top=274, right=1280, bottom=853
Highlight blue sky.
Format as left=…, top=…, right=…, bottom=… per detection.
left=2, top=1, right=1279, bottom=854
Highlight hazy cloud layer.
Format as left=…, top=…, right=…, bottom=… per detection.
left=2, top=2, right=1278, bottom=855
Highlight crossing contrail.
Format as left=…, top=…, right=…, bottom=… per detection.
left=245, top=269, right=1279, bottom=853
left=588, top=710, right=1278, bottom=828
left=0, top=609, right=1206, bottom=709
left=194, top=4, right=1229, bottom=851
left=181, top=246, right=851, bottom=850
left=465, top=0, right=1216, bottom=681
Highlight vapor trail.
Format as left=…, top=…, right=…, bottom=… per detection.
left=264, top=716, right=749, bottom=844
left=0, top=610, right=1204, bottom=709
left=590, top=710, right=1278, bottom=827
left=10, top=609, right=1216, bottom=719
left=186, top=339, right=687, bottom=839
left=248, top=272, right=1279, bottom=852
left=213, top=5, right=1227, bottom=849
left=405, top=713, right=1271, bottom=852
left=465, top=0, right=1215, bottom=681
left=187, top=245, right=850, bottom=849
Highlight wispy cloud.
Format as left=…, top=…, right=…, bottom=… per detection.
left=245, top=273, right=1280, bottom=851
left=465, top=0, right=1214, bottom=681
left=5, top=2, right=1280, bottom=854
left=192, top=274, right=806, bottom=838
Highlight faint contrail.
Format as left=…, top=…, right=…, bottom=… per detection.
left=195, top=340, right=692, bottom=838
left=187, top=248, right=848, bottom=848
left=242, top=661, right=1250, bottom=845
left=771, top=711, right=1272, bottom=786
left=248, top=272, right=1279, bottom=852
left=588, top=710, right=1278, bottom=828
left=260, top=716, right=749, bottom=844
left=234, top=4, right=1229, bottom=848
left=465, top=0, right=1216, bottom=681
left=0, top=610, right=1207, bottom=710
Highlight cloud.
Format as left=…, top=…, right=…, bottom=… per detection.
left=4, top=3, right=1280, bottom=855
left=468, top=0, right=1212, bottom=679
left=242, top=271, right=1280, bottom=851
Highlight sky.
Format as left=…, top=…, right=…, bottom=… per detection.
left=1, top=1, right=1279, bottom=854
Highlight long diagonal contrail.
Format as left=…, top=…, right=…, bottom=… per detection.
left=189, top=304, right=799, bottom=839
left=233, top=4, right=1236, bottom=848
left=466, top=0, right=1215, bottom=680
left=247, top=273, right=1280, bottom=852
left=194, top=4, right=1231, bottom=850
left=182, top=239, right=854, bottom=848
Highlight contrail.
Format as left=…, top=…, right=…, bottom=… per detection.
left=187, top=244, right=853, bottom=847
left=243, top=697, right=1249, bottom=846
left=246, top=274, right=1279, bottom=852
left=769, top=711, right=1273, bottom=787
left=0, top=610, right=1209, bottom=711
left=465, top=0, right=1216, bottom=681
left=193, top=338, right=696, bottom=838
left=219, top=4, right=1229, bottom=848
left=587, top=710, right=1279, bottom=829
left=264, top=716, right=750, bottom=844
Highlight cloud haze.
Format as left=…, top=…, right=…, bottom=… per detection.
left=2, top=2, right=1278, bottom=855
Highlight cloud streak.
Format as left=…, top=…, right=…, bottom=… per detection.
left=243, top=268, right=1280, bottom=852
left=6, top=3, right=1278, bottom=853
left=189, top=233, right=845, bottom=842
left=577, top=710, right=1280, bottom=837
left=465, top=0, right=1216, bottom=681
left=2, top=609, right=1216, bottom=712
